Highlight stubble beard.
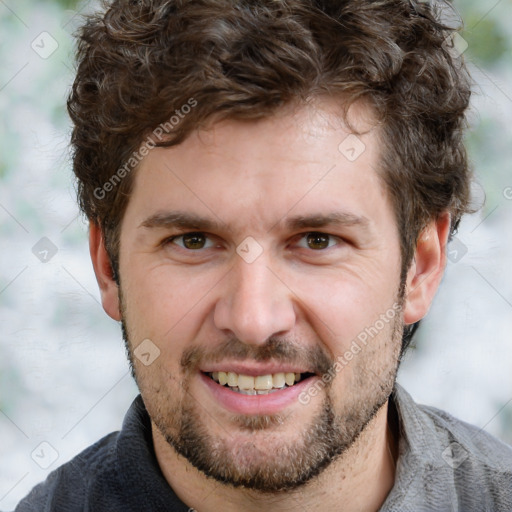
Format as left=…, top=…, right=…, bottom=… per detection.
left=120, top=290, right=404, bottom=493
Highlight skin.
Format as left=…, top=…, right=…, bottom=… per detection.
left=90, top=98, right=450, bottom=512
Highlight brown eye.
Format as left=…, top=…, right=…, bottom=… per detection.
left=172, top=232, right=213, bottom=250
left=305, top=232, right=332, bottom=250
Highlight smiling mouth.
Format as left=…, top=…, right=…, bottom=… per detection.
left=204, top=371, right=315, bottom=395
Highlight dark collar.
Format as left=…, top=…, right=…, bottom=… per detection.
left=114, top=395, right=190, bottom=511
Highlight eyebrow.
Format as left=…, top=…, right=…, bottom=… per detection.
left=139, top=211, right=225, bottom=231
left=283, top=212, right=371, bottom=232
left=140, top=210, right=371, bottom=234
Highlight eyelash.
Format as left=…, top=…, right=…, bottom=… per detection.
left=163, top=231, right=343, bottom=252
left=165, top=232, right=218, bottom=250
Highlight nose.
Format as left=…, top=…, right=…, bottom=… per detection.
left=213, top=255, right=296, bottom=346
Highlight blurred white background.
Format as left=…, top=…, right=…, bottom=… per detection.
left=1, top=0, right=511, bottom=510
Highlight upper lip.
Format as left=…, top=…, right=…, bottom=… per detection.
left=200, top=363, right=313, bottom=376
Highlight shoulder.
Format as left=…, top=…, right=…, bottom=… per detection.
left=14, top=431, right=119, bottom=512
left=423, top=403, right=512, bottom=509
left=390, top=385, right=512, bottom=510
left=13, top=396, right=180, bottom=512
left=420, top=401, right=512, bottom=473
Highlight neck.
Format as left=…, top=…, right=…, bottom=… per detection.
left=152, top=401, right=397, bottom=512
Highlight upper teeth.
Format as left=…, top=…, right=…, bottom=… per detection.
left=211, top=371, right=301, bottom=390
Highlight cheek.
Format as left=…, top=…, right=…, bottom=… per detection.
left=328, top=310, right=403, bottom=398
left=122, top=265, right=216, bottom=349
left=290, top=270, right=397, bottom=348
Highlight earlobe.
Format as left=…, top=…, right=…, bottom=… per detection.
left=89, top=222, right=122, bottom=321
left=402, top=213, right=451, bottom=325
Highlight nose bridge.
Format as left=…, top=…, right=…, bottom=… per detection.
left=213, top=254, right=295, bottom=345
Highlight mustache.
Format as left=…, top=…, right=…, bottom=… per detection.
left=180, top=336, right=334, bottom=376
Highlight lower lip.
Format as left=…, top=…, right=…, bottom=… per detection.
left=200, top=372, right=316, bottom=415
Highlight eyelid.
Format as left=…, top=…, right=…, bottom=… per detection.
left=161, top=230, right=345, bottom=252
left=163, top=231, right=217, bottom=250
left=293, top=231, right=342, bottom=250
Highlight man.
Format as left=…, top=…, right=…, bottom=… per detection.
left=15, top=0, right=512, bottom=510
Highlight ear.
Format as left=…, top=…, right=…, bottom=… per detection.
left=402, top=212, right=451, bottom=325
left=89, top=222, right=122, bottom=321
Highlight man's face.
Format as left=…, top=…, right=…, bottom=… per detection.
left=117, top=99, right=404, bottom=491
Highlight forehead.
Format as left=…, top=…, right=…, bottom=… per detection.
left=124, top=98, right=392, bottom=235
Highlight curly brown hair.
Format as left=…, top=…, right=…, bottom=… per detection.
left=68, top=0, right=472, bottom=289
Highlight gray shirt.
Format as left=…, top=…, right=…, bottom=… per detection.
left=15, top=384, right=512, bottom=511
left=382, top=384, right=512, bottom=511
